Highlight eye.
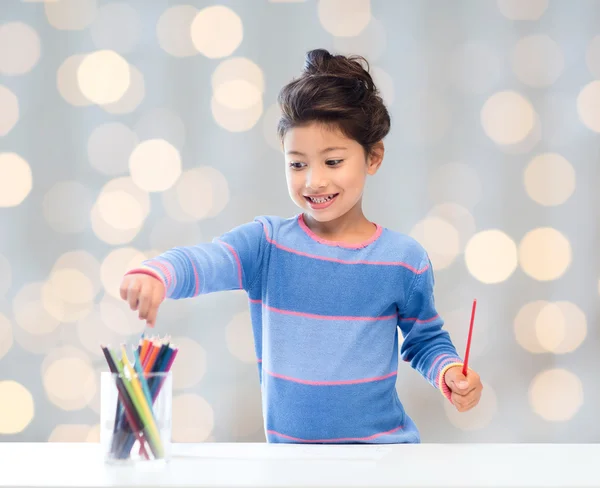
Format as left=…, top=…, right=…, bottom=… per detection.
left=288, top=161, right=305, bottom=169
left=326, top=159, right=343, bottom=166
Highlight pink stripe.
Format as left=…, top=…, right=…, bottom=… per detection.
left=180, top=248, right=200, bottom=296
left=264, top=368, right=397, bottom=385
left=298, top=213, right=383, bottom=249
left=267, top=425, right=404, bottom=443
left=150, top=261, right=173, bottom=289
left=259, top=221, right=428, bottom=273
left=218, top=240, right=243, bottom=289
left=249, top=299, right=396, bottom=321
left=399, top=314, right=440, bottom=324
left=426, top=354, right=450, bottom=380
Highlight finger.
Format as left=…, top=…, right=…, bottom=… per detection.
left=137, top=284, right=152, bottom=320
left=145, top=304, right=158, bottom=328
left=119, top=276, right=131, bottom=301
left=451, top=382, right=478, bottom=397
left=127, top=280, right=142, bottom=311
left=457, top=396, right=480, bottom=412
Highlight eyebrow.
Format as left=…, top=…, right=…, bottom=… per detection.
left=285, top=146, right=348, bottom=156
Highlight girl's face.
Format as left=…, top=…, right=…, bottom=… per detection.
left=283, top=122, right=382, bottom=223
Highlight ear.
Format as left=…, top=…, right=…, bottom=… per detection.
left=366, top=141, right=384, bottom=175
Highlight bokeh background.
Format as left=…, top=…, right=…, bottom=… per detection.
left=0, top=0, right=599, bottom=444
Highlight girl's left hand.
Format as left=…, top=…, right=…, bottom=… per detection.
left=444, top=366, right=483, bottom=412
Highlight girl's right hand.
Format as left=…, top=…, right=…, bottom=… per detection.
left=119, top=273, right=166, bottom=327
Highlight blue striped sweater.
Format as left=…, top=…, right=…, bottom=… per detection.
left=138, top=214, right=464, bottom=443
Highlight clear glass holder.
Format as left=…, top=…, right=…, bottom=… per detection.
left=100, top=371, right=172, bottom=464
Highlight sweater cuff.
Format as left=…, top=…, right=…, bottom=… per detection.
left=437, top=361, right=464, bottom=403
left=125, top=266, right=168, bottom=299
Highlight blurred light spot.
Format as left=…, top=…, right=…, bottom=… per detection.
left=577, top=81, right=600, bottom=133
left=0, top=381, right=34, bottom=434
left=371, top=66, right=394, bottom=106
left=87, top=424, right=100, bottom=442
left=269, top=0, right=306, bottom=2
left=0, top=313, right=13, bottom=360
left=429, top=162, right=482, bottom=210
left=77, top=50, right=130, bottom=105
left=52, top=251, right=102, bottom=298
left=101, top=65, right=145, bottom=114
left=262, top=103, right=283, bottom=152
left=100, top=247, right=147, bottom=299
left=57, top=55, right=93, bottom=106
left=511, top=35, right=563, bottom=87
left=426, top=203, right=476, bottom=249
left=90, top=2, right=141, bottom=54
left=76, top=310, right=122, bottom=358
left=518, top=227, right=571, bottom=281
left=410, top=217, right=460, bottom=270
left=42, top=347, right=96, bottom=410
left=0, top=85, right=19, bottom=135
left=535, top=301, right=586, bottom=354
left=13, top=282, right=60, bottom=335
left=0, top=22, right=41, bottom=75
left=190, top=5, right=243, bottom=59
left=497, top=113, right=542, bottom=155
left=397, top=91, right=450, bottom=144
left=129, top=139, right=181, bottom=192
left=333, top=17, right=386, bottom=62
left=0, top=153, right=32, bottom=207
left=529, top=369, right=582, bottom=421
left=99, top=294, right=144, bottom=336
left=212, top=97, right=263, bottom=133
left=45, top=0, right=97, bottom=30
left=91, top=177, right=149, bottom=245
left=170, top=337, right=207, bottom=390
left=497, top=0, right=547, bottom=20
left=226, top=311, right=255, bottom=363
left=226, top=384, right=263, bottom=438
left=156, top=5, right=199, bottom=58
left=524, top=153, right=575, bottom=206
left=444, top=381, right=496, bottom=430
left=97, top=190, right=145, bottom=231
left=163, top=167, right=229, bottom=222
left=41, top=280, right=93, bottom=323
left=318, top=0, right=371, bottom=37
left=134, top=108, right=186, bottom=150
left=0, top=253, right=12, bottom=296
left=172, top=394, right=214, bottom=442
left=43, top=181, right=93, bottom=233
left=150, top=217, right=203, bottom=253
left=212, top=58, right=265, bottom=110
left=49, top=424, right=96, bottom=442
left=48, top=268, right=95, bottom=306
left=465, top=230, right=518, bottom=284
left=514, top=300, right=548, bottom=354
left=586, top=35, right=600, bottom=78
left=449, top=41, right=502, bottom=94
left=88, top=123, right=138, bottom=176
left=481, top=91, right=535, bottom=145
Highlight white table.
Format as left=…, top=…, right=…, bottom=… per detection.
left=1, top=442, right=599, bottom=487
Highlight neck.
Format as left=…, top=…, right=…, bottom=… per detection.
left=302, top=201, right=374, bottom=239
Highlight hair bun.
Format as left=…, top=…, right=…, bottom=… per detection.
left=302, top=48, right=375, bottom=94
left=303, top=48, right=333, bottom=75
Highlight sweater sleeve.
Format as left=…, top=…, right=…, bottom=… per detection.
left=128, top=219, right=266, bottom=299
left=398, top=252, right=463, bottom=402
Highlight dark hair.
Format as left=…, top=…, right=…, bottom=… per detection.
left=277, top=48, right=391, bottom=155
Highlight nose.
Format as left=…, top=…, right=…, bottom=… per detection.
left=305, top=166, right=328, bottom=191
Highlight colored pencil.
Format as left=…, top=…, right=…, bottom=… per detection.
left=462, top=299, right=477, bottom=377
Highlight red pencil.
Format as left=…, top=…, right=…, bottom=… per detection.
left=462, top=299, right=477, bottom=377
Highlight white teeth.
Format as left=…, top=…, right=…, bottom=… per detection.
left=309, top=194, right=334, bottom=203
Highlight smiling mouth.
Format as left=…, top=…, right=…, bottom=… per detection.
left=304, top=193, right=338, bottom=204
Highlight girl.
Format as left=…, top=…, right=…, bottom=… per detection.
left=120, top=49, right=483, bottom=444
